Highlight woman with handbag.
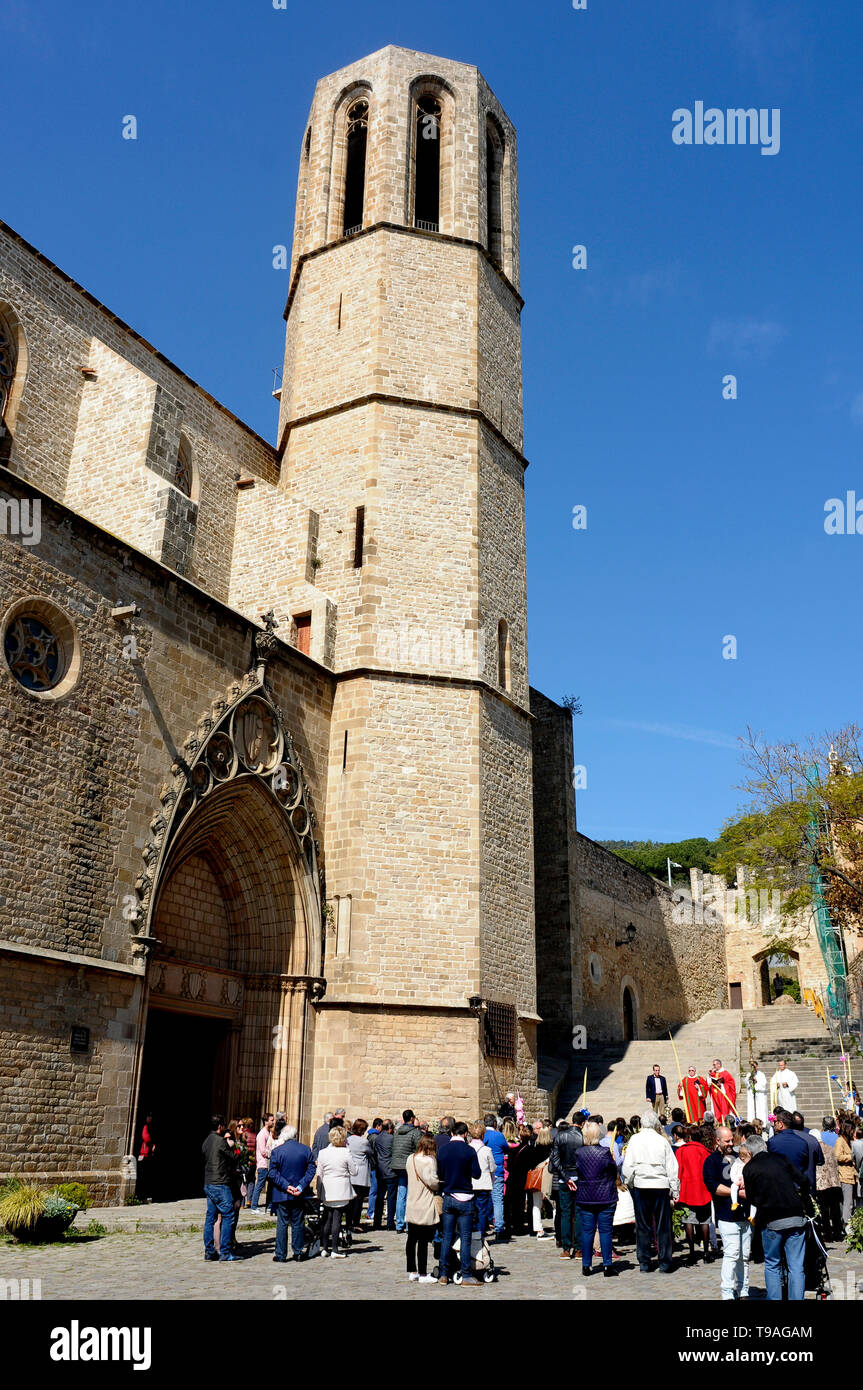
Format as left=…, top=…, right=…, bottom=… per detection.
left=404, top=1132, right=440, bottom=1282
left=525, top=1125, right=553, bottom=1238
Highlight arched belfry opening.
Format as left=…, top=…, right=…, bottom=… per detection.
left=408, top=78, right=454, bottom=235
left=130, top=677, right=324, bottom=1198
left=414, top=94, right=442, bottom=230
left=486, top=116, right=505, bottom=266
left=343, top=97, right=369, bottom=236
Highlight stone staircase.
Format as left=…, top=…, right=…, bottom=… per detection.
left=543, top=1003, right=860, bottom=1126
left=741, top=1004, right=859, bottom=1126
left=552, top=1010, right=743, bottom=1122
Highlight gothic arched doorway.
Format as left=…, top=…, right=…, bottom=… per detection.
left=623, top=987, right=636, bottom=1042
left=130, top=683, right=323, bottom=1199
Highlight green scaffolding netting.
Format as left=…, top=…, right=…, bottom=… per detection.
left=806, top=764, right=848, bottom=1019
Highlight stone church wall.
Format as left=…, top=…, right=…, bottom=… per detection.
left=0, top=470, right=335, bottom=1191
left=0, top=221, right=279, bottom=605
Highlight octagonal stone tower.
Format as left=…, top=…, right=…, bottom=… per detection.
left=278, top=46, right=540, bottom=1118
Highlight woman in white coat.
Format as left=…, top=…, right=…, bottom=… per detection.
left=316, top=1126, right=360, bottom=1258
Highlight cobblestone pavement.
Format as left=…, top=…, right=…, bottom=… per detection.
left=2, top=1216, right=861, bottom=1301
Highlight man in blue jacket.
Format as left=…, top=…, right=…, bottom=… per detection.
left=483, top=1114, right=509, bottom=1240
left=767, top=1109, right=810, bottom=1181
left=268, top=1124, right=316, bottom=1262
left=437, top=1122, right=482, bottom=1285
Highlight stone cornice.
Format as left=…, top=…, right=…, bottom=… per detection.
left=275, top=390, right=528, bottom=470
left=283, top=219, right=524, bottom=321
left=0, top=938, right=144, bottom=977
left=333, top=664, right=533, bottom=721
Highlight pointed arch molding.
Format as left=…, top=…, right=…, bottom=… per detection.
left=133, top=670, right=322, bottom=961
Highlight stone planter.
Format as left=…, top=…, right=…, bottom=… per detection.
left=5, top=1212, right=75, bottom=1244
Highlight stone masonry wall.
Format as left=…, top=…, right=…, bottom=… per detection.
left=575, top=836, right=727, bottom=1043
left=531, top=690, right=581, bottom=1050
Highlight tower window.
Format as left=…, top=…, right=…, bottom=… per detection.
left=294, top=612, right=312, bottom=655
left=304, top=126, right=311, bottom=159
left=0, top=318, right=14, bottom=426
left=173, top=434, right=193, bottom=498
left=343, top=100, right=368, bottom=236
left=497, top=619, right=510, bottom=691
left=353, top=505, right=365, bottom=567
left=486, top=120, right=505, bottom=265
left=414, top=95, right=442, bottom=232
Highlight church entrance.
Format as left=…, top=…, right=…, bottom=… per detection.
left=128, top=686, right=324, bottom=1202
left=135, top=1008, right=233, bottom=1199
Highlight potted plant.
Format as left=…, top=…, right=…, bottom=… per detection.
left=0, top=1184, right=79, bottom=1243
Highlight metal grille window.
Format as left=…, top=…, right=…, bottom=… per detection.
left=484, top=1000, right=516, bottom=1062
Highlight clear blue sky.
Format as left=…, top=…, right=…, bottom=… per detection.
left=4, top=1, right=862, bottom=843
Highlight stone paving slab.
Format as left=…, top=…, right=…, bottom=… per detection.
left=2, top=1216, right=861, bottom=1301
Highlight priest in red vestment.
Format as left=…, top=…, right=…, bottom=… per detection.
left=677, top=1066, right=708, bottom=1122
left=707, top=1059, right=737, bottom=1121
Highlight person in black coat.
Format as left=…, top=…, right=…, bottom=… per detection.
left=738, top=1133, right=810, bottom=1301
left=371, top=1120, right=397, bottom=1230
left=498, top=1094, right=516, bottom=1120
left=550, top=1120, right=583, bottom=1258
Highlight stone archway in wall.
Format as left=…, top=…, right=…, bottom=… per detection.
left=621, top=979, right=638, bottom=1042
left=129, top=671, right=324, bottom=1197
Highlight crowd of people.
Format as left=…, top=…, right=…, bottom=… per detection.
left=198, top=1076, right=863, bottom=1297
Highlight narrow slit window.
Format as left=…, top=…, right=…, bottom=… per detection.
left=353, top=505, right=365, bottom=567
left=342, top=730, right=348, bottom=771
left=414, top=95, right=442, bottom=231
left=343, top=100, right=368, bottom=236
left=497, top=618, right=510, bottom=690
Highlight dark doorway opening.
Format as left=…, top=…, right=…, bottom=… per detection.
left=623, top=987, right=636, bottom=1041
left=729, top=982, right=743, bottom=1009
left=759, top=957, right=772, bottom=1006
left=135, top=1008, right=233, bottom=1201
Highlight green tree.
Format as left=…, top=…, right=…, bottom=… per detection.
left=712, top=724, right=863, bottom=932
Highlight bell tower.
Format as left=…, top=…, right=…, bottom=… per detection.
left=278, top=46, right=541, bottom=1117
